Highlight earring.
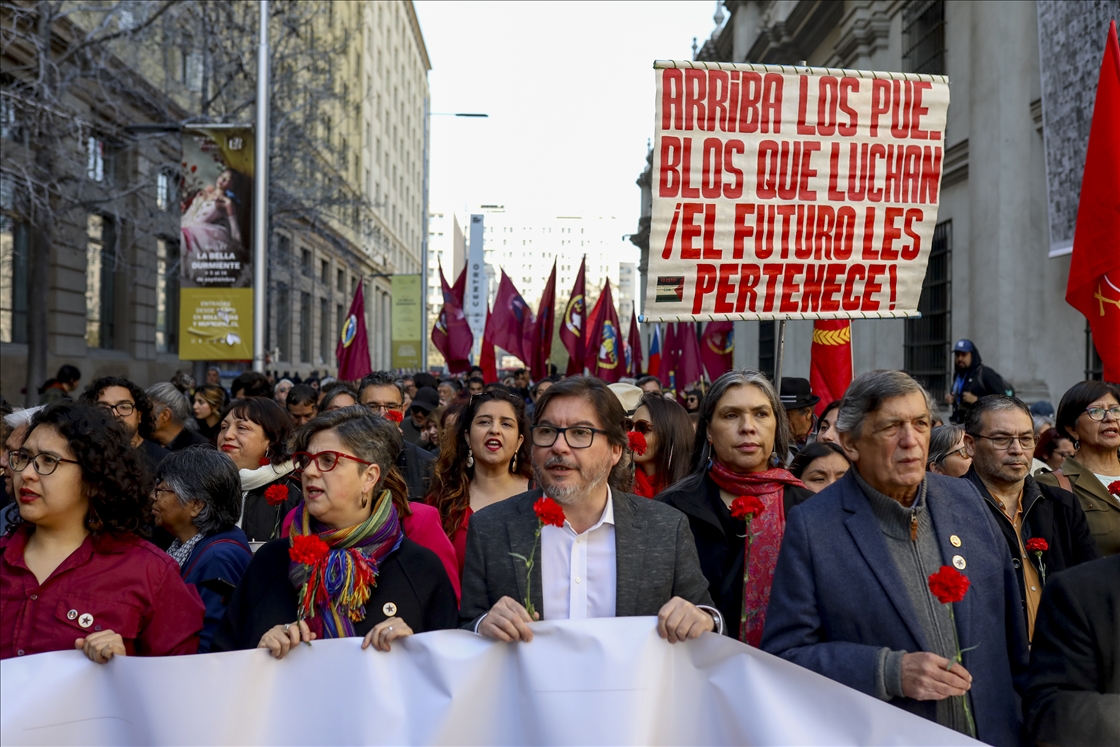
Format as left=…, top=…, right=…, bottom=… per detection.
left=667, top=445, right=674, bottom=473
left=360, top=494, right=369, bottom=509
left=510, top=453, right=517, bottom=473
left=466, top=448, right=474, bottom=468
left=1072, top=438, right=1080, bottom=450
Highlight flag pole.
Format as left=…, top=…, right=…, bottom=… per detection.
left=251, top=0, right=270, bottom=373
left=774, top=320, right=787, bottom=398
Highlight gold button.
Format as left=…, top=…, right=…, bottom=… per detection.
left=950, top=535, right=962, bottom=547
left=382, top=602, right=397, bottom=617
left=952, top=555, right=967, bottom=570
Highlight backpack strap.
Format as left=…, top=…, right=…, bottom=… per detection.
left=1052, top=468, right=1072, bottom=493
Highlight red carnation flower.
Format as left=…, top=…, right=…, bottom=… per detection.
left=1025, top=538, right=1049, bottom=554
left=384, top=410, right=403, bottom=424
left=264, top=484, right=288, bottom=507
left=627, top=430, right=648, bottom=456
left=259, top=456, right=271, bottom=466
left=1109, top=481, right=1120, bottom=497
left=289, top=534, right=330, bottom=565
left=534, top=496, right=566, bottom=528
left=928, top=565, right=970, bottom=605
left=730, top=495, right=766, bottom=521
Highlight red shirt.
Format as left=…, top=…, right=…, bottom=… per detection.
left=0, top=526, right=204, bottom=659
left=450, top=507, right=473, bottom=580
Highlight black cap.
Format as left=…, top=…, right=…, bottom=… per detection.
left=779, top=378, right=820, bottom=410
left=410, top=386, right=440, bottom=414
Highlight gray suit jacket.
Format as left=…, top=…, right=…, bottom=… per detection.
left=459, top=488, right=718, bottom=630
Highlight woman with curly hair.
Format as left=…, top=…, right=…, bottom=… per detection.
left=217, top=398, right=301, bottom=543
left=0, top=403, right=204, bottom=661
left=427, top=390, right=533, bottom=577
left=79, top=375, right=169, bottom=471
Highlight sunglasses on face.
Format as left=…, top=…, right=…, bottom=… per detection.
left=631, top=419, right=654, bottom=435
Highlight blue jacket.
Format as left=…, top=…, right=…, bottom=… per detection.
left=181, top=527, right=253, bottom=653
left=761, top=471, right=1028, bottom=746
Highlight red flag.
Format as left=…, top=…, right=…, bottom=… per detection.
left=1067, top=20, right=1120, bottom=382
left=487, top=271, right=535, bottom=366
left=627, top=302, right=643, bottom=377
left=676, top=322, right=704, bottom=396
left=585, top=279, right=624, bottom=383
left=659, top=322, right=678, bottom=394
left=560, top=257, right=587, bottom=375
left=810, top=320, right=853, bottom=415
left=529, top=260, right=557, bottom=381
left=480, top=301, right=498, bottom=383
left=432, top=263, right=473, bottom=373
left=700, top=321, right=734, bottom=381
left=336, top=280, right=372, bottom=382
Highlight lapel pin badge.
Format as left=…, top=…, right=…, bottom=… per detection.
left=950, top=535, right=962, bottom=547
left=952, top=555, right=967, bottom=570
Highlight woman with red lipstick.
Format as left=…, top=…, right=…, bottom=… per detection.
left=217, top=398, right=300, bottom=543
left=427, top=390, right=533, bottom=577
left=0, top=403, right=204, bottom=661
left=658, top=369, right=813, bottom=646
left=210, top=408, right=457, bottom=656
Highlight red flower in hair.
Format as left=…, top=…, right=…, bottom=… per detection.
left=289, top=534, right=330, bottom=566
left=264, top=484, right=288, bottom=507
left=1025, top=538, right=1049, bottom=554
left=384, top=409, right=404, bottom=424
left=1109, top=481, right=1120, bottom=497
left=928, top=565, right=970, bottom=604
left=730, top=495, right=766, bottom=521
left=533, top=496, right=566, bottom=528
left=628, top=430, right=648, bottom=456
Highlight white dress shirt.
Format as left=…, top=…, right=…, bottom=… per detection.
left=541, top=488, right=617, bottom=620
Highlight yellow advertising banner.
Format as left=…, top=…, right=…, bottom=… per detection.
left=179, top=288, right=254, bottom=360
left=391, top=275, right=422, bottom=370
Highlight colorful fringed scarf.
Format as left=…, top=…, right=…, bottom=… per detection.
left=708, top=459, right=804, bottom=647
left=287, top=490, right=403, bottom=639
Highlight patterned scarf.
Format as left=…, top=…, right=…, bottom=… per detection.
left=166, top=532, right=205, bottom=569
left=708, top=459, right=804, bottom=646
left=287, top=490, right=404, bottom=639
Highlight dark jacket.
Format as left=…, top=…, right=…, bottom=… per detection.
left=180, top=526, right=253, bottom=653
left=1024, top=554, right=1120, bottom=747
left=459, top=488, right=717, bottom=631
left=1036, top=457, right=1120, bottom=557
left=241, top=477, right=301, bottom=543
left=400, top=440, right=435, bottom=502
left=949, top=344, right=1011, bottom=424
left=761, top=471, right=1027, bottom=746
left=140, top=438, right=170, bottom=473
left=209, top=535, right=458, bottom=652
left=966, top=467, right=1099, bottom=633
left=658, top=474, right=813, bottom=635
left=166, top=427, right=212, bottom=452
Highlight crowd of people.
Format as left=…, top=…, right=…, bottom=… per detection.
left=1, top=353, right=1117, bottom=746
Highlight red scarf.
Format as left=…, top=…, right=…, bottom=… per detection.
left=707, top=459, right=804, bottom=646
left=633, top=469, right=665, bottom=499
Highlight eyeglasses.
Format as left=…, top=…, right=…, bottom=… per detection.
left=948, top=446, right=970, bottom=460
left=291, top=450, right=373, bottom=472
left=1085, top=405, right=1120, bottom=421
left=973, top=434, right=1036, bottom=450
left=151, top=486, right=176, bottom=499
left=8, top=450, right=80, bottom=476
left=364, top=402, right=402, bottom=414
left=632, top=419, right=654, bottom=435
left=98, top=402, right=136, bottom=416
left=530, top=425, right=606, bottom=449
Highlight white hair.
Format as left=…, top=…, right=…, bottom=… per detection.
left=3, top=406, right=44, bottom=430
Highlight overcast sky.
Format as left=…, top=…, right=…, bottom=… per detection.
left=414, top=1, right=721, bottom=258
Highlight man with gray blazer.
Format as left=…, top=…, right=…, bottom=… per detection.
left=459, top=376, right=722, bottom=643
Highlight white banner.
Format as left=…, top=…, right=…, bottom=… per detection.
left=645, top=61, right=950, bottom=322
left=1, top=618, right=977, bottom=746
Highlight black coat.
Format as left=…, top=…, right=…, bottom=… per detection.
left=241, top=477, right=302, bottom=543
left=1024, top=554, right=1120, bottom=746
left=400, top=441, right=435, bottom=502
left=658, top=474, right=813, bottom=634
left=166, top=427, right=212, bottom=452
left=210, top=536, right=458, bottom=652
left=966, top=468, right=1099, bottom=631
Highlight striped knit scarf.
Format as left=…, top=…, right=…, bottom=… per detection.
left=287, top=490, right=403, bottom=639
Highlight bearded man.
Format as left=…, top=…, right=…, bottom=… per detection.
left=459, top=376, right=721, bottom=643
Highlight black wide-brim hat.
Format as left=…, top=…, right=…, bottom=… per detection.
left=779, top=377, right=820, bottom=410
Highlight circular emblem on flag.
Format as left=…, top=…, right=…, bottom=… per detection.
left=564, top=295, right=584, bottom=336
left=598, top=320, right=620, bottom=369
left=340, top=314, right=358, bottom=348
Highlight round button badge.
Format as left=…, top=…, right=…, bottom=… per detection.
left=382, top=602, right=397, bottom=617
left=78, top=613, right=94, bottom=629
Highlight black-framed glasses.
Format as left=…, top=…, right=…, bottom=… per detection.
left=7, top=450, right=80, bottom=476
left=1085, top=405, right=1120, bottom=421
left=632, top=419, right=654, bottom=436
left=98, top=401, right=136, bottom=416
left=291, top=450, right=373, bottom=472
left=530, top=425, right=606, bottom=449
left=363, top=401, right=402, bottom=414
left=974, top=434, right=1036, bottom=450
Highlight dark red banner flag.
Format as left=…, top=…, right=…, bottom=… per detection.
left=560, top=257, right=587, bottom=375
left=699, top=321, right=734, bottom=381
left=488, top=271, right=535, bottom=366
left=627, top=301, right=643, bottom=378
left=432, top=263, right=473, bottom=373
left=676, top=322, right=704, bottom=396
left=659, top=322, right=679, bottom=395
left=585, top=279, right=624, bottom=383
left=336, top=280, right=372, bottom=382
left=530, top=260, right=557, bottom=380
left=480, top=301, right=498, bottom=383
left=809, top=320, right=853, bottom=415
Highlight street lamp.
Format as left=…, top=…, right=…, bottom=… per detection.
left=421, top=108, right=488, bottom=373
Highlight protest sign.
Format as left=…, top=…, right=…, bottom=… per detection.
left=1, top=618, right=977, bottom=746
left=644, top=62, right=950, bottom=322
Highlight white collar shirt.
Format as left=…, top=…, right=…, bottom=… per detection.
left=541, top=488, right=617, bottom=620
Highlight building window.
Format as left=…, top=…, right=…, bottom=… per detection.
left=905, top=220, right=952, bottom=401
left=301, top=248, right=312, bottom=276
left=0, top=207, right=29, bottom=344
left=1086, top=324, right=1104, bottom=380
left=902, top=0, right=946, bottom=75
left=180, top=50, right=203, bottom=92
left=337, top=268, right=345, bottom=292
left=300, top=291, right=311, bottom=362
left=156, top=171, right=177, bottom=211
left=320, top=259, right=329, bottom=284
left=277, top=283, right=291, bottom=362
left=155, top=238, right=180, bottom=354
left=85, top=214, right=116, bottom=349
left=337, top=303, right=345, bottom=343
left=319, top=297, right=330, bottom=363
left=87, top=137, right=105, bottom=182
left=276, top=233, right=291, bottom=266
left=758, top=321, right=775, bottom=381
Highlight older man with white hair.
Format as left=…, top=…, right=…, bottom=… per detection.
left=147, top=382, right=210, bottom=452
left=761, top=370, right=1027, bottom=746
